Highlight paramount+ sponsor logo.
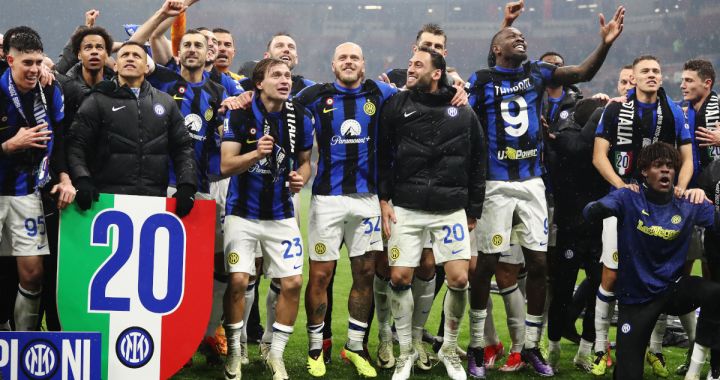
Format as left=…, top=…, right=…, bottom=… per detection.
left=0, top=331, right=101, bottom=380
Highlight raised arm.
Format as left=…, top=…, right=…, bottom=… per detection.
left=552, top=6, right=625, bottom=85
left=501, top=0, right=524, bottom=29
left=129, top=0, right=187, bottom=65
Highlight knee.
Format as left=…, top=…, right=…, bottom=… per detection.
left=445, top=272, right=468, bottom=289
left=281, top=275, right=303, bottom=295
left=390, top=271, right=412, bottom=287
left=526, top=256, right=548, bottom=280
left=309, top=267, right=332, bottom=289
left=227, top=273, right=249, bottom=292
left=18, top=267, right=43, bottom=290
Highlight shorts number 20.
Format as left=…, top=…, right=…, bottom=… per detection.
left=89, top=210, right=185, bottom=314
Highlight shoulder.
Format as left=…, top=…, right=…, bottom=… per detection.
left=204, top=79, right=227, bottom=99
left=366, top=79, right=398, bottom=99
left=228, top=107, right=254, bottom=125
left=294, top=83, right=332, bottom=106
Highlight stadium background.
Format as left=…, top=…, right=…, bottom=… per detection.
left=3, top=0, right=716, bottom=378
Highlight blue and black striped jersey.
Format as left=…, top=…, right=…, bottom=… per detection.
left=468, top=61, right=555, bottom=181
left=295, top=80, right=397, bottom=195
left=0, top=71, right=64, bottom=195
left=223, top=97, right=314, bottom=220
left=148, top=65, right=228, bottom=193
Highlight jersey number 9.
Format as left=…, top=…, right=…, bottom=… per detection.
left=501, top=95, right=529, bottom=137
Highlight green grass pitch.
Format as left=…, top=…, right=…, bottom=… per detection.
left=174, top=189, right=699, bottom=379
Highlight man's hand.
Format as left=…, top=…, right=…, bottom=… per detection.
left=256, top=135, right=274, bottom=159
left=39, top=64, right=55, bottom=87
left=160, top=0, right=187, bottom=18
left=450, top=85, right=468, bottom=107
left=599, top=6, right=625, bottom=45
left=467, top=217, right=477, bottom=232
left=85, top=9, right=100, bottom=27
left=380, top=200, right=396, bottom=240
left=696, top=126, right=720, bottom=147
left=623, top=183, right=640, bottom=193
left=288, top=171, right=304, bottom=193
left=503, top=0, right=524, bottom=28
left=2, top=124, right=51, bottom=153
left=219, top=96, right=244, bottom=113
left=75, top=177, right=99, bottom=211
left=681, top=188, right=710, bottom=204
left=50, top=175, right=76, bottom=210
left=591, top=92, right=610, bottom=101
left=173, top=184, right=195, bottom=218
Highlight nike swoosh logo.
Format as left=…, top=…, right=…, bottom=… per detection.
left=539, top=242, right=547, bottom=246
left=641, top=209, right=650, bottom=216
left=404, top=111, right=416, bottom=117
left=293, top=264, right=302, bottom=269
left=451, top=249, right=463, bottom=255
left=173, top=95, right=184, bottom=101
left=112, top=106, right=126, bottom=112
left=370, top=240, right=380, bottom=246
left=37, top=244, right=47, bottom=250
left=323, top=107, right=336, bottom=113
left=246, top=139, right=258, bottom=144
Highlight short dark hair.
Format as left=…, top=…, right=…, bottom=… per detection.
left=212, top=28, right=232, bottom=36
left=622, top=64, right=633, bottom=70
left=632, top=55, right=660, bottom=68
left=539, top=51, right=564, bottom=65
left=181, top=29, right=207, bottom=45
left=71, top=26, right=113, bottom=56
left=117, top=41, right=147, bottom=58
left=684, top=59, right=715, bottom=87
left=416, top=23, right=446, bottom=45
left=252, top=57, right=288, bottom=90
left=195, top=26, right=210, bottom=32
left=266, top=32, right=293, bottom=51
left=416, top=46, right=447, bottom=84
left=637, top=142, right=680, bottom=173
left=4, top=26, right=42, bottom=55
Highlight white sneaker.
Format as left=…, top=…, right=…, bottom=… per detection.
left=266, top=356, right=289, bottom=380
left=707, top=368, right=720, bottom=380
left=240, top=342, right=249, bottom=365
left=573, top=350, right=593, bottom=372
left=392, top=350, right=419, bottom=380
left=438, top=345, right=467, bottom=380
left=224, top=354, right=241, bottom=380
left=377, top=340, right=396, bottom=369
left=260, top=342, right=271, bottom=361
left=413, top=340, right=432, bottom=370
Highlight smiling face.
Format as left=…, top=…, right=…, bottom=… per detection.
left=115, top=44, right=148, bottom=82
left=642, top=158, right=675, bottom=193
left=179, top=33, right=207, bottom=71
left=199, top=29, right=217, bottom=64
left=265, top=35, right=298, bottom=70
left=7, top=48, right=43, bottom=92
left=680, top=69, right=711, bottom=104
left=257, top=62, right=292, bottom=102
left=406, top=50, right=440, bottom=91
left=633, top=59, right=662, bottom=95
left=77, top=34, right=108, bottom=72
left=493, top=27, right=527, bottom=65
left=332, top=43, right=364, bottom=88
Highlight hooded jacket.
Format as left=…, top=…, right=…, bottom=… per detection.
left=67, top=78, right=196, bottom=196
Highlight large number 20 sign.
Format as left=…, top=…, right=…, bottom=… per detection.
left=58, top=194, right=215, bottom=380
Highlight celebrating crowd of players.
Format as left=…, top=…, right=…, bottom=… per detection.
left=2, top=0, right=720, bottom=379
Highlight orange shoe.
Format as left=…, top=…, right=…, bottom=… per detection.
left=498, top=351, right=525, bottom=372
left=484, top=342, right=505, bottom=369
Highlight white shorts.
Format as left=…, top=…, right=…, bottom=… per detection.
left=499, top=244, right=525, bottom=265
left=388, top=206, right=470, bottom=267
left=224, top=215, right=304, bottom=279
left=475, top=178, right=549, bottom=253
left=0, top=193, right=49, bottom=257
left=308, top=193, right=380, bottom=261
left=600, top=216, right=619, bottom=270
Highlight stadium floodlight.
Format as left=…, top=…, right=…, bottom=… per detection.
left=363, top=5, right=382, bottom=10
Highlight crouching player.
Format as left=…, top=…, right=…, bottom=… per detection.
left=583, top=142, right=720, bottom=380
left=220, top=58, right=314, bottom=380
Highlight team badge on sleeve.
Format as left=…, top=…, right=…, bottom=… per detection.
left=57, top=194, right=215, bottom=380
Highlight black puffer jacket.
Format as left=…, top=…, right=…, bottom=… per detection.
left=67, top=79, right=196, bottom=196
left=378, top=87, right=486, bottom=218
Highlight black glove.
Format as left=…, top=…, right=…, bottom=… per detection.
left=75, top=177, right=99, bottom=211
left=173, top=184, right=195, bottom=218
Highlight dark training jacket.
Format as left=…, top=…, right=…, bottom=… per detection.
left=67, top=79, right=196, bottom=196
left=379, top=86, right=486, bottom=218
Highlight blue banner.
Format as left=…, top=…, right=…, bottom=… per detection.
left=0, top=331, right=101, bottom=380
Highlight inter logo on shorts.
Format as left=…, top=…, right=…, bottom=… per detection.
left=116, top=327, right=154, bottom=368
left=491, top=234, right=503, bottom=247
left=314, top=243, right=327, bottom=255
left=227, top=252, right=240, bottom=265
left=671, top=215, right=682, bottom=224
left=564, top=249, right=574, bottom=259
left=22, top=339, right=58, bottom=379
left=390, top=246, right=400, bottom=260
left=612, top=251, right=619, bottom=263
left=620, top=323, right=631, bottom=334
left=363, top=101, right=376, bottom=116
